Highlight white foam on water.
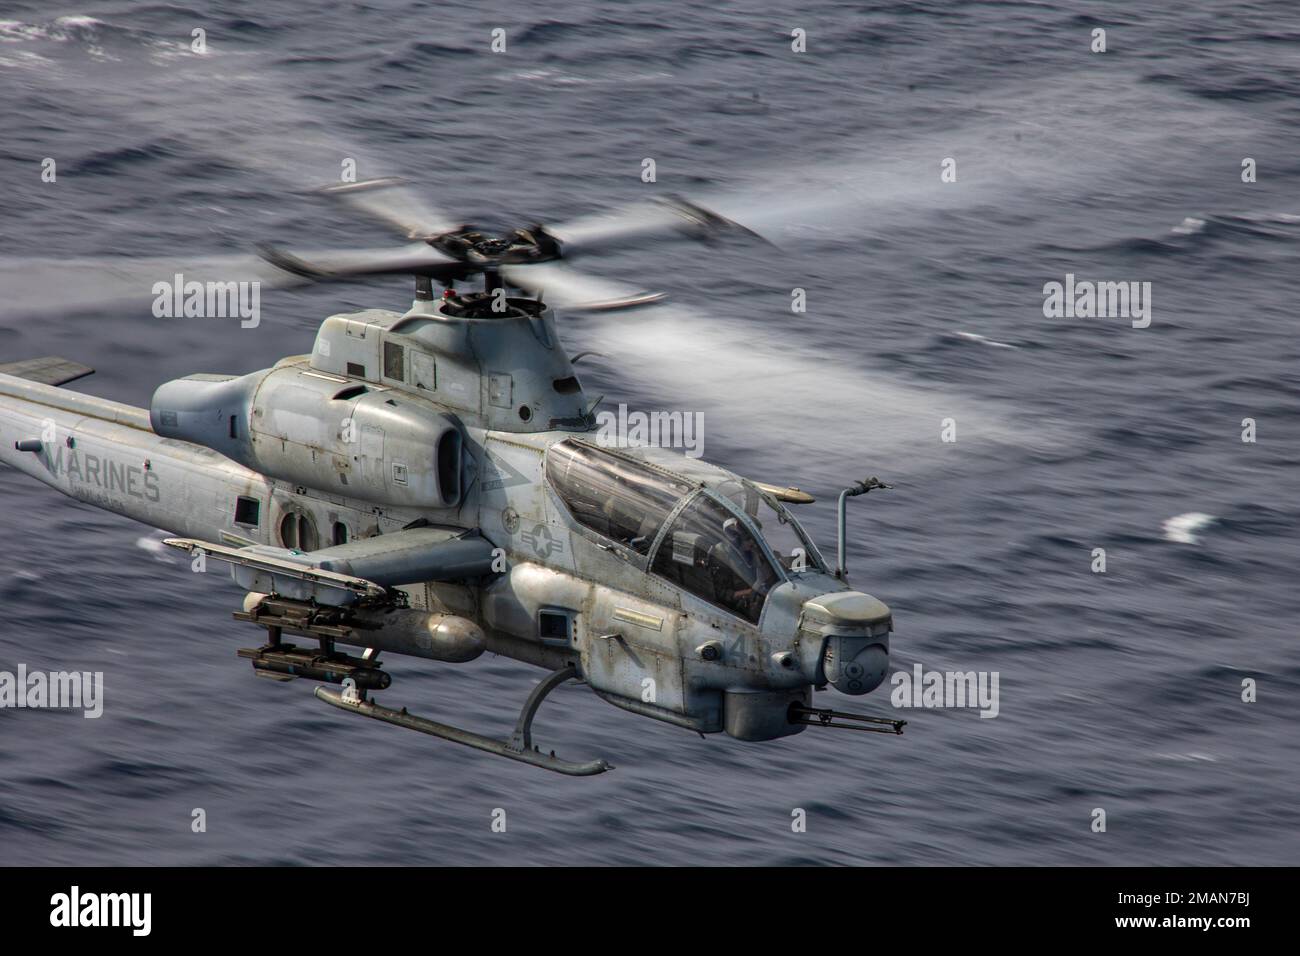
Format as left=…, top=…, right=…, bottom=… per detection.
left=0, top=15, right=105, bottom=43
left=0, top=51, right=52, bottom=70
left=53, top=16, right=105, bottom=30
left=1162, top=512, right=1216, bottom=545
left=955, top=331, right=1018, bottom=349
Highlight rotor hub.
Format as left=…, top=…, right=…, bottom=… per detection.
left=432, top=227, right=559, bottom=268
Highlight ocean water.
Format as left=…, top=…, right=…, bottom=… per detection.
left=0, top=1, right=1297, bottom=865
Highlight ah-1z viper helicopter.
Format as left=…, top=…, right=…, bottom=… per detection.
left=0, top=178, right=902, bottom=775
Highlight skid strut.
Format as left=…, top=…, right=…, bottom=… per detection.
left=790, top=703, right=907, bottom=735
left=315, top=664, right=612, bottom=776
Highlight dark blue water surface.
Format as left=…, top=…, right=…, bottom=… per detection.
left=0, top=1, right=1297, bottom=865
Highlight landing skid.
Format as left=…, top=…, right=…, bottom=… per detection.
left=314, top=664, right=613, bottom=777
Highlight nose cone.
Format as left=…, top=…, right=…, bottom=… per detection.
left=799, top=590, right=892, bottom=696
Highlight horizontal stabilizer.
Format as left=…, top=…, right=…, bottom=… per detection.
left=0, top=356, right=95, bottom=387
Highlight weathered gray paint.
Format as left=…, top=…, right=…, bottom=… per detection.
left=0, top=297, right=895, bottom=755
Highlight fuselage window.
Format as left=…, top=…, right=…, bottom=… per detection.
left=545, top=440, right=692, bottom=555
left=650, top=493, right=780, bottom=624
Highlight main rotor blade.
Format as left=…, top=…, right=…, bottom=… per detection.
left=319, top=179, right=463, bottom=241
left=0, top=254, right=308, bottom=318
left=501, top=261, right=665, bottom=312
left=542, top=195, right=766, bottom=257
left=0, top=240, right=466, bottom=319
left=257, top=241, right=463, bottom=280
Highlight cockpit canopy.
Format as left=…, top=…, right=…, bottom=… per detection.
left=545, top=439, right=825, bottom=623
left=544, top=437, right=693, bottom=555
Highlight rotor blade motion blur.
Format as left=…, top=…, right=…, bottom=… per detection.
left=320, top=178, right=462, bottom=241
left=501, top=261, right=665, bottom=311
left=0, top=254, right=310, bottom=318
left=257, top=242, right=463, bottom=281
left=542, top=195, right=767, bottom=256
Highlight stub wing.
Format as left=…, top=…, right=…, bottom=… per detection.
left=164, top=527, right=498, bottom=607
left=0, top=356, right=94, bottom=387
left=164, top=538, right=388, bottom=606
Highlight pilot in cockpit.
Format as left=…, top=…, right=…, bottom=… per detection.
left=711, top=516, right=767, bottom=615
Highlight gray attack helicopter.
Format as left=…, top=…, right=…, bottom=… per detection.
left=0, top=178, right=902, bottom=775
